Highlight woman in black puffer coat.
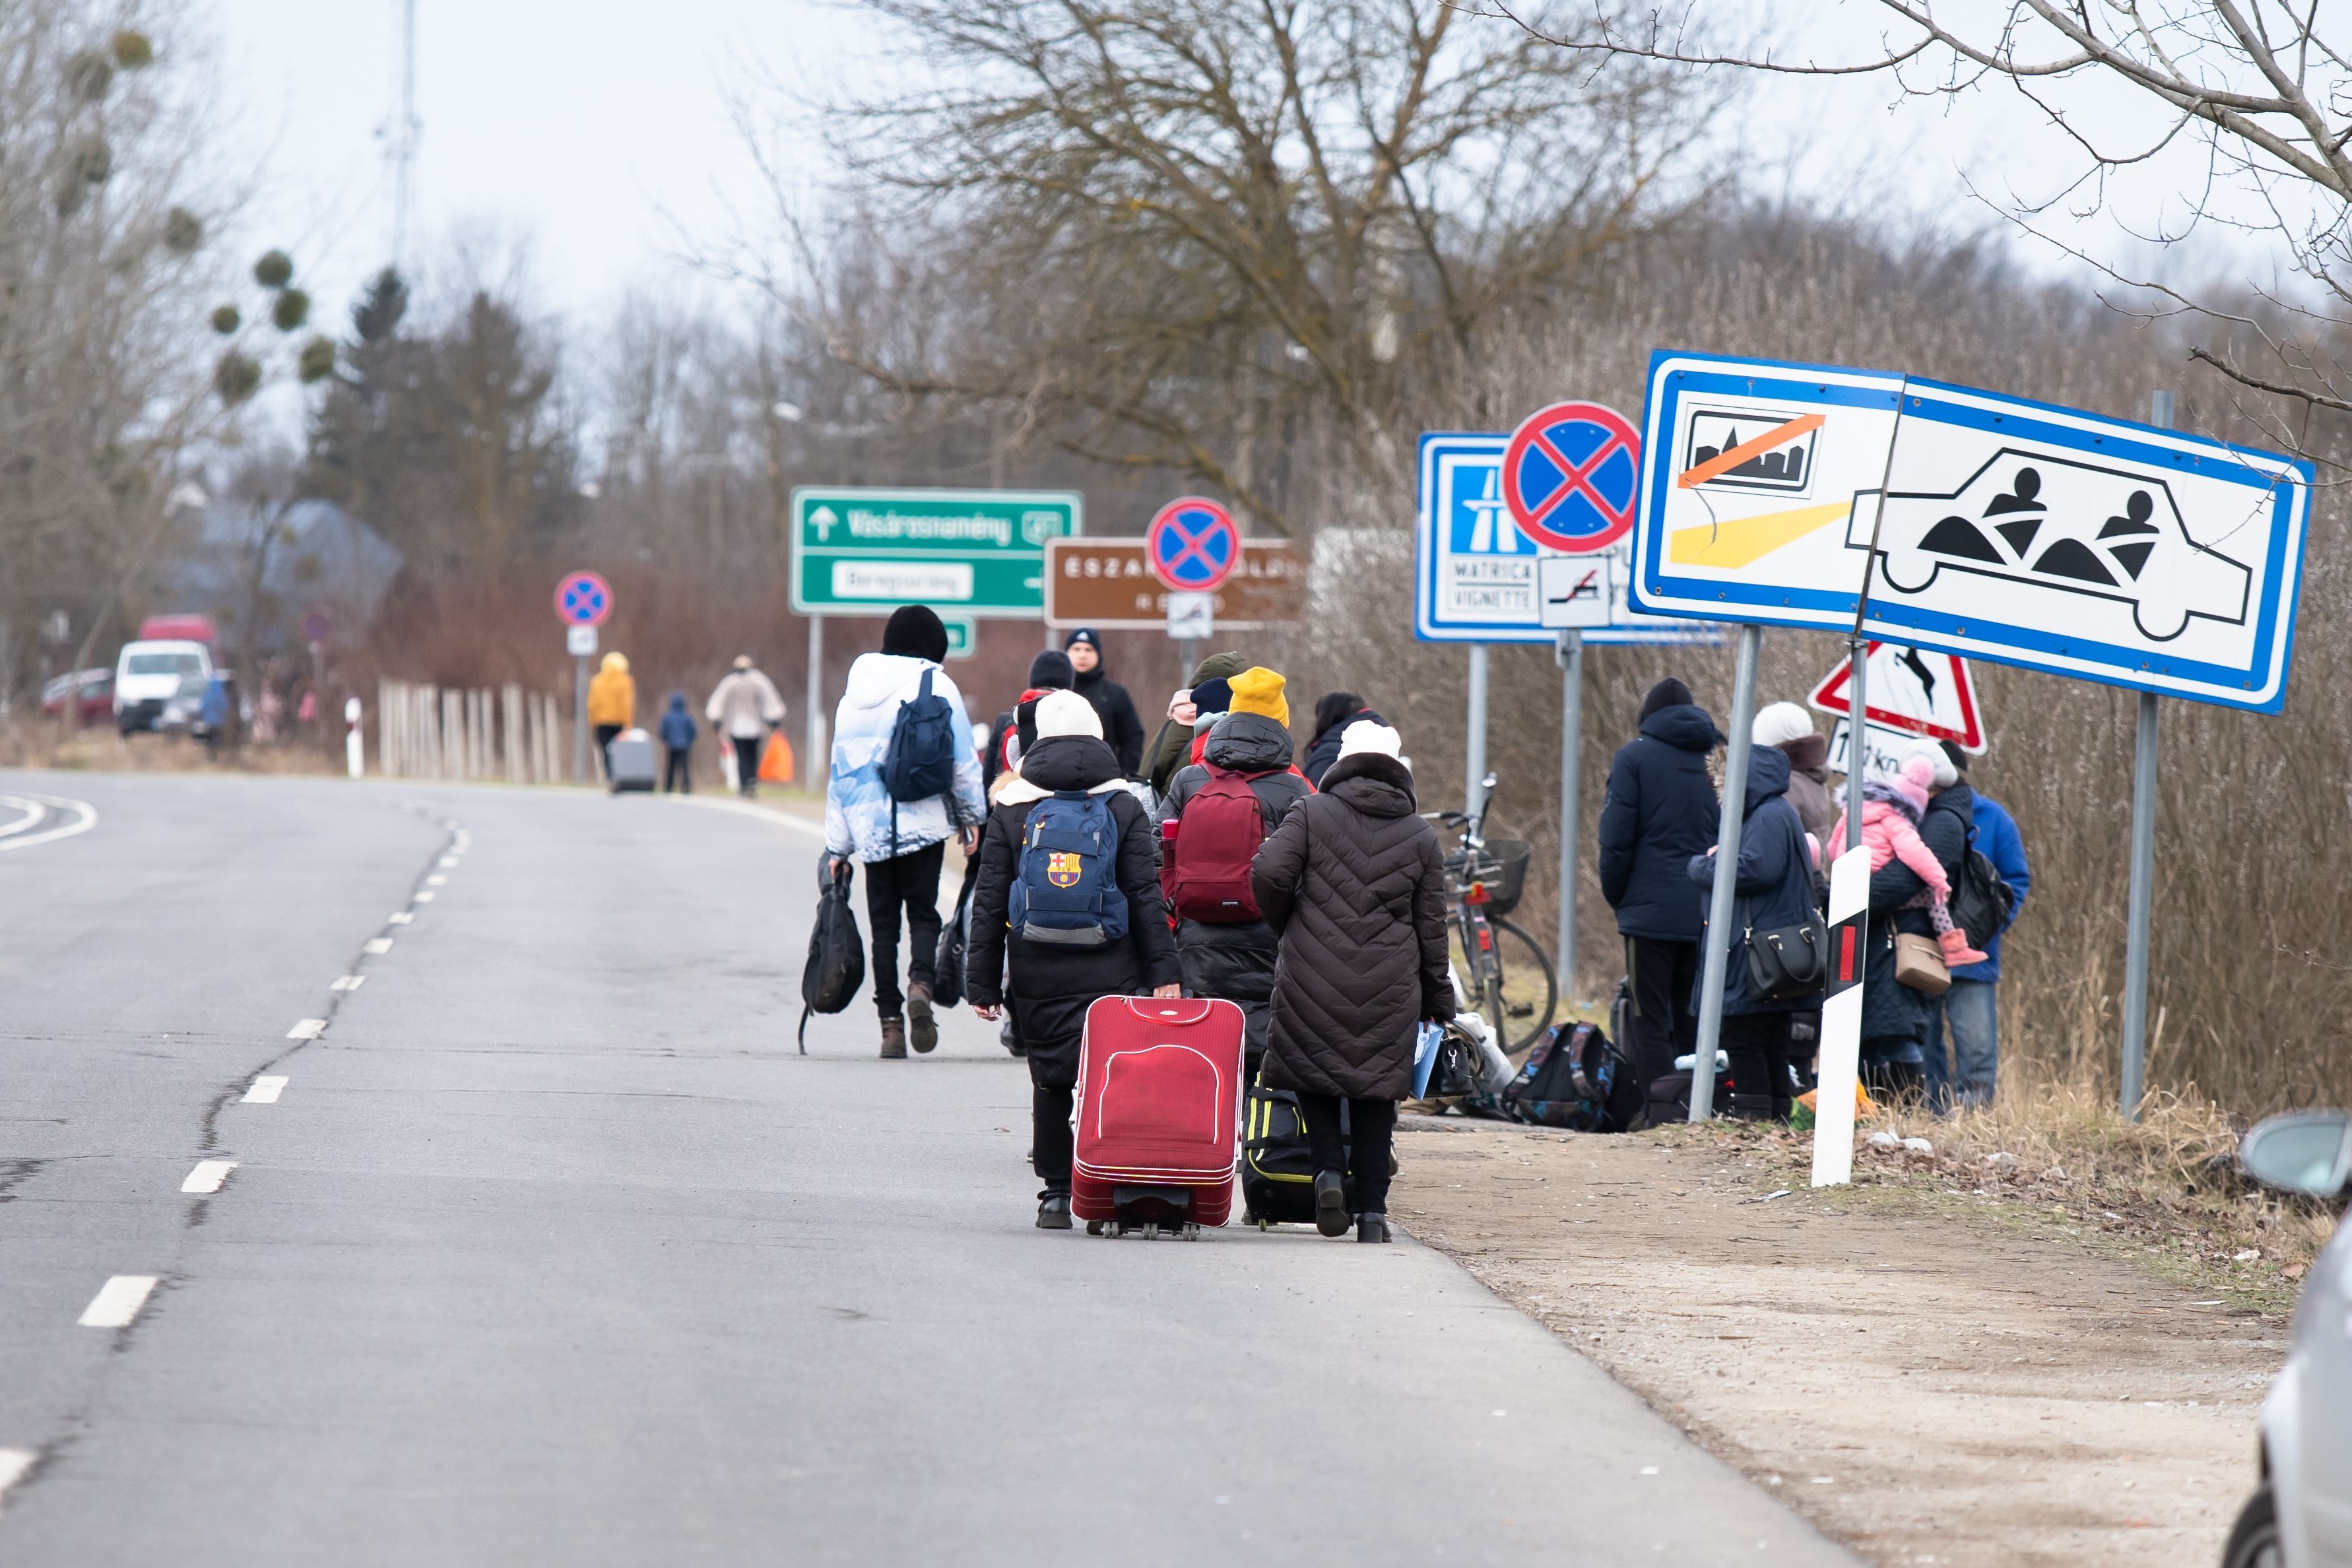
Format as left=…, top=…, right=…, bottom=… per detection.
left=967, top=692, right=1180, bottom=1229
left=1250, top=721, right=1453, bottom=1243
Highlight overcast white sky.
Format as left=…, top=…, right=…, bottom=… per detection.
left=203, top=1, right=2257, bottom=344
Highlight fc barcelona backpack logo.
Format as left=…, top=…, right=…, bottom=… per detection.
left=1047, top=851, right=1084, bottom=888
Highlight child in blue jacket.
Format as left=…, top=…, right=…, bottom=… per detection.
left=659, top=692, right=697, bottom=793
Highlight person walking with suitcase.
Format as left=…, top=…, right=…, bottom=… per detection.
left=822, top=606, right=987, bottom=1060
left=587, top=651, right=636, bottom=780
left=705, top=655, right=786, bottom=799
left=658, top=691, right=697, bottom=793
left=1249, top=721, right=1453, bottom=1243
left=1156, top=668, right=1308, bottom=1078
left=966, top=690, right=1181, bottom=1229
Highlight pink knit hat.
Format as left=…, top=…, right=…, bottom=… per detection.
left=1891, top=752, right=1935, bottom=812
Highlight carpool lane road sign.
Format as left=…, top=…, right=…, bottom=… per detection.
left=791, top=487, right=1082, bottom=618
left=1630, top=351, right=2311, bottom=713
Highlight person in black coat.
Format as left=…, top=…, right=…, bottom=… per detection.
left=985, top=649, right=1073, bottom=793
left=967, top=690, right=1181, bottom=1229
left=1157, top=709, right=1311, bottom=1074
left=1857, top=744, right=1974, bottom=1099
left=1598, top=678, right=1721, bottom=1089
left=1685, top=744, right=1821, bottom=1120
left=1300, top=692, right=1383, bottom=788
left=1064, top=628, right=1146, bottom=776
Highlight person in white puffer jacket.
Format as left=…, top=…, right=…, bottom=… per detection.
left=822, top=606, right=987, bottom=1059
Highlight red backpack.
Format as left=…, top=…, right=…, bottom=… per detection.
left=1166, top=765, right=1275, bottom=922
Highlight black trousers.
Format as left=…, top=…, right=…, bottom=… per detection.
left=1297, top=1093, right=1397, bottom=1216
left=863, top=841, right=946, bottom=1020
left=731, top=735, right=762, bottom=795
left=593, top=723, right=622, bottom=779
left=663, top=746, right=691, bottom=793
left=1033, top=1085, right=1074, bottom=1198
left=1623, top=936, right=1701, bottom=1088
left=1721, top=1012, right=1794, bottom=1108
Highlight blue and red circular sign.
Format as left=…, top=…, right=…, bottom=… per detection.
left=555, top=570, right=613, bottom=627
left=1146, top=498, right=1241, bottom=592
left=1501, top=401, right=1642, bottom=554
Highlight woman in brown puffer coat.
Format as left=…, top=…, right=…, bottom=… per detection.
left=1249, top=721, right=1453, bottom=1243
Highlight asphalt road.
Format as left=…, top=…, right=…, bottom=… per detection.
left=0, top=770, right=1855, bottom=1565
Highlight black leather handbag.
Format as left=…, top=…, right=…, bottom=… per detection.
left=1744, top=918, right=1828, bottom=1001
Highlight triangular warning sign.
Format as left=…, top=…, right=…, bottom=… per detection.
left=1806, top=641, right=1984, bottom=752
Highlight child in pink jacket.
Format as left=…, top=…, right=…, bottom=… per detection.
left=1827, top=753, right=1988, bottom=967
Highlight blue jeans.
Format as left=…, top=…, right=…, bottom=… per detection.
left=1921, top=980, right=2000, bottom=1112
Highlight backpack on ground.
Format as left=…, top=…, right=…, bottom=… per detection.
left=1010, top=791, right=1128, bottom=947
left=799, top=859, right=866, bottom=1053
left=879, top=667, right=958, bottom=850
left=1503, top=1020, right=1643, bottom=1132
left=1949, top=833, right=2015, bottom=951
left=1166, top=764, right=1274, bottom=923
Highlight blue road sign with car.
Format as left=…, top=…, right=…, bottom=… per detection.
left=1416, top=431, right=1714, bottom=645
left=1629, top=350, right=2311, bottom=713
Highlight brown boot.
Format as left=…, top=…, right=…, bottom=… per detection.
left=907, top=983, right=938, bottom=1054
left=879, top=1018, right=907, bottom=1059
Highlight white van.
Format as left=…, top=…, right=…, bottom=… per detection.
left=112, top=639, right=213, bottom=734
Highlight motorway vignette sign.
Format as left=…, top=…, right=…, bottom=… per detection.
left=790, top=487, right=1082, bottom=618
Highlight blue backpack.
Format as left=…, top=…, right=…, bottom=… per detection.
left=1010, top=791, right=1128, bottom=947
left=880, top=667, right=958, bottom=851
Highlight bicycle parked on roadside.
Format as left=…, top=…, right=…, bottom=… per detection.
left=1429, top=772, right=1557, bottom=1056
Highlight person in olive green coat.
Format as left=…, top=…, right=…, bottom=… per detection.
left=1143, top=649, right=1246, bottom=799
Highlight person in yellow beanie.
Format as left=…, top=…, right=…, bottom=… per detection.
left=1225, top=667, right=1289, bottom=731
left=586, top=651, right=636, bottom=780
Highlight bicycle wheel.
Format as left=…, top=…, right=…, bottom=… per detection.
left=1488, top=917, right=1559, bottom=1055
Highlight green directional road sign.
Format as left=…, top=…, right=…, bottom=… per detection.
left=790, top=487, right=1083, bottom=618
left=942, top=616, right=977, bottom=659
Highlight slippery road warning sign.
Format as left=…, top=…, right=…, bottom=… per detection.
left=1629, top=352, right=2312, bottom=713
left=1806, top=642, right=1984, bottom=752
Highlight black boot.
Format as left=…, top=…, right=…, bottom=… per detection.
left=1356, top=1213, right=1392, bottom=1243
left=1728, top=1093, right=1776, bottom=1122
left=1035, top=1192, right=1072, bottom=1230
left=1771, top=1097, right=1793, bottom=1123
left=1313, top=1171, right=1350, bottom=1237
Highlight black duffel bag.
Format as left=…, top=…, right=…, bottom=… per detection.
left=932, top=855, right=980, bottom=1009
left=799, top=858, right=866, bottom=1053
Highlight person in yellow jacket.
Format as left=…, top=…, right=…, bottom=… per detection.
left=586, top=651, right=636, bottom=780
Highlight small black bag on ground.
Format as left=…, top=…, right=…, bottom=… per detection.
left=932, top=855, right=979, bottom=1009
left=1645, top=1064, right=1741, bottom=1127
left=1239, top=1076, right=1354, bottom=1226
left=1503, top=1021, right=1645, bottom=1132
left=799, top=859, right=865, bottom=1053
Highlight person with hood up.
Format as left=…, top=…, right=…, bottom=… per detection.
left=1062, top=628, right=1146, bottom=776
left=658, top=692, right=697, bottom=793
left=1250, top=721, right=1452, bottom=1243
left=705, top=655, right=786, bottom=797
left=1301, top=692, right=1384, bottom=788
left=1144, top=649, right=1246, bottom=799
left=586, top=651, right=636, bottom=780
left=1753, top=701, right=1837, bottom=847
left=1598, top=678, right=1721, bottom=1090
left=1684, top=742, right=1823, bottom=1121
left=966, top=690, right=1181, bottom=1229
left=823, top=606, right=988, bottom=1060
left=986, top=649, right=1073, bottom=793
left=1858, top=742, right=1975, bottom=1099
left=1157, top=668, right=1309, bottom=1074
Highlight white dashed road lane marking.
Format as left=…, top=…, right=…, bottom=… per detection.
left=331, top=974, right=366, bottom=991
left=426, top=874, right=448, bottom=886
left=364, top=937, right=393, bottom=954
left=242, top=1076, right=287, bottom=1104
left=286, top=1018, right=325, bottom=1040
left=412, top=892, right=434, bottom=903
left=78, top=1276, right=158, bottom=1328
left=0, top=1447, right=36, bottom=1513
left=387, top=913, right=413, bottom=925
left=439, top=855, right=459, bottom=866
left=181, top=1160, right=237, bottom=1194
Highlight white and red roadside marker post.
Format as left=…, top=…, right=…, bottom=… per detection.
left=1810, top=843, right=1872, bottom=1187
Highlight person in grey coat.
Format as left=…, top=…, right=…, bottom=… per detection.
left=1685, top=744, right=1822, bottom=1121
left=1250, top=721, right=1452, bottom=1243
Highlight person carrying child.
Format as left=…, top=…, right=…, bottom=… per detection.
left=1829, top=751, right=1989, bottom=968
left=966, top=690, right=1181, bottom=1231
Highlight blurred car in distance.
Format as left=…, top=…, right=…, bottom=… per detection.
left=40, top=668, right=114, bottom=725
left=113, top=640, right=213, bottom=735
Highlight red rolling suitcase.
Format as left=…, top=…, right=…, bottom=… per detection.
left=1072, top=996, right=1245, bottom=1237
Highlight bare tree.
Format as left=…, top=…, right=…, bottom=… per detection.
left=740, top=0, right=1726, bottom=531
left=1500, top=1, right=2352, bottom=455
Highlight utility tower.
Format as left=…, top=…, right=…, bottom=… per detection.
left=382, top=0, right=420, bottom=269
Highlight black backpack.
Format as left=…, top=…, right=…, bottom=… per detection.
left=799, top=859, right=866, bottom=1052
left=932, top=855, right=979, bottom=1009
left=1504, top=1020, right=1644, bottom=1132
left=1949, top=832, right=2015, bottom=950
left=879, top=667, right=959, bottom=853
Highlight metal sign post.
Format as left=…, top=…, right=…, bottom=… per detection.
left=1554, top=629, right=1583, bottom=994
left=806, top=616, right=825, bottom=794
left=556, top=572, right=613, bottom=787
left=1691, top=622, right=1763, bottom=1121
left=1464, top=643, right=1488, bottom=820
left=2121, top=389, right=2174, bottom=1120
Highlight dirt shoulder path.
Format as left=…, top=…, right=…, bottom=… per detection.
left=1388, top=1117, right=2289, bottom=1567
